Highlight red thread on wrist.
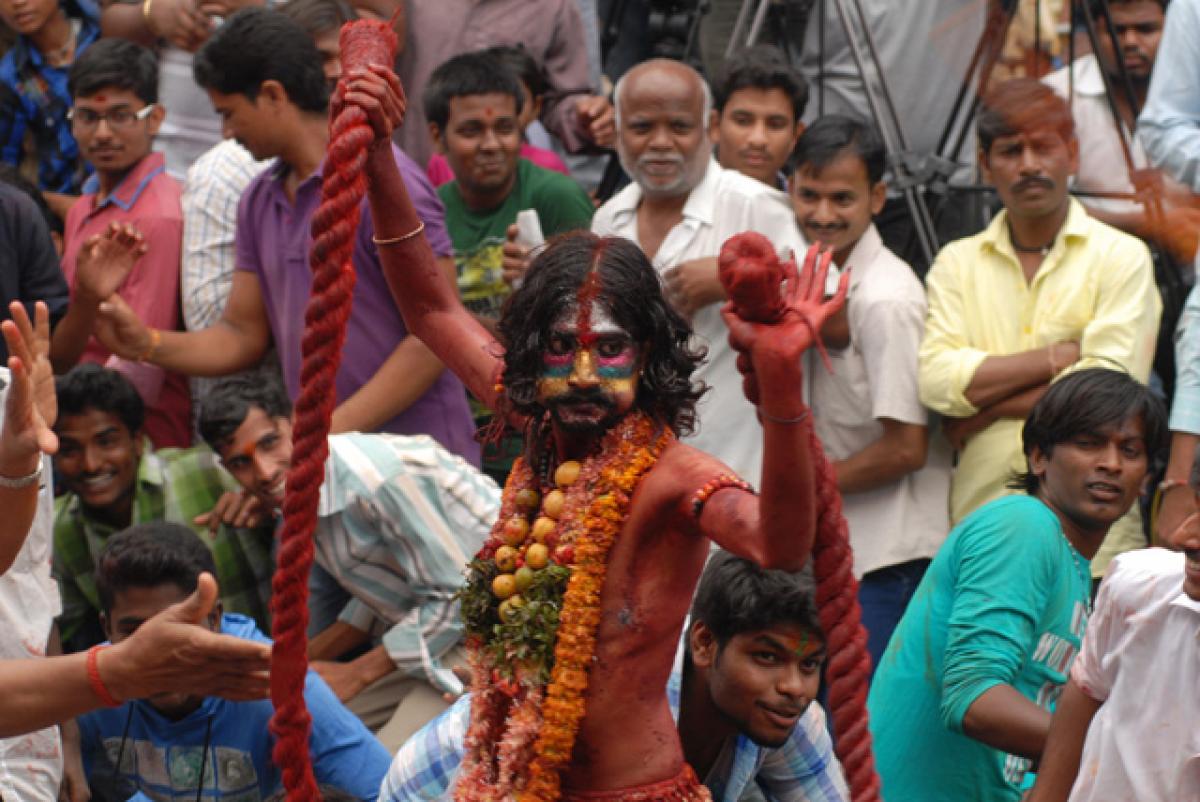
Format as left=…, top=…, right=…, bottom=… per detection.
left=86, top=645, right=121, bottom=707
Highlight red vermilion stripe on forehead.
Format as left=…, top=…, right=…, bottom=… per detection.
left=576, top=241, right=607, bottom=347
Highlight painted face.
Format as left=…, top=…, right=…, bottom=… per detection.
left=207, top=88, right=277, bottom=162
left=1096, top=1, right=1164, bottom=83
left=616, top=67, right=711, bottom=199
left=1031, top=416, right=1149, bottom=539
left=437, top=92, right=521, bottom=204
left=0, top=0, right=59, bottom=37
left=697, top=621, right=825, bottom=748
left=54, top=409, right=143, bottom=526
left=536, top=291, right=641, bottom=433
left=216, top=407, right=294, bottom=512
left=980, top=126, right=1078, bottom=222
left=711, top=87, right=799, bottom=187
left=1163, top=490, right=1200, bottom=601
left=104, top=583, right=219, bottom=719
left=792, top=151, right=886, bottom=265
left=71, top=88, right=163, bottom=183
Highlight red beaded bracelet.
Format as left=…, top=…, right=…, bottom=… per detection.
left=691, top=474, right=754, bottom=518
left=86, top=645, right=122, bottom=707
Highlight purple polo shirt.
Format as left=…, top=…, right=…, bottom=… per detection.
left=234, top=144, right=480, bottom=465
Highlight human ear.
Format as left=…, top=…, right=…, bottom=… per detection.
left=689, top=621, right=718, bottom=669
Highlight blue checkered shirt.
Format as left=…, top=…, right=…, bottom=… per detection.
left=379, top=647, right=849, bottom=802
left=0, top=0, right=99, bottom=194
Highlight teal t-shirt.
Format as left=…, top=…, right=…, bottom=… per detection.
left=438, top=157, right=594, bottom=319
left=867, top=494, right=1092, bottom=802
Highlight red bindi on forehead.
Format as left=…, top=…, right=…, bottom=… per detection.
left=94, top=94, right=107, bottom=103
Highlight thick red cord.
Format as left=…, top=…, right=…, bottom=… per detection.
left=808, top=424, right=881, bottom=802
left=269, top=19, right=397, bottom=801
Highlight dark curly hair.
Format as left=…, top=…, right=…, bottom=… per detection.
left=498, top=232, right=706, bottom=437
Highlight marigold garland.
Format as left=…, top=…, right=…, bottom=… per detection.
left=456, top=412, right=672, bottom=802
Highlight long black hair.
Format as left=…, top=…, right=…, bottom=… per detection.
left=498, top=232, right=706, bottom=437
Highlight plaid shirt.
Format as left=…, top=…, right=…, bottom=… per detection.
left=52, top=444, right=275, bottom=651
left=0, top=0, right=99, bottom=194
left=379, top=648, right=850, bottom=802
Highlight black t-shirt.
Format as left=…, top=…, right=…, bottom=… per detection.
left=0, top=183, right=69, bottom=360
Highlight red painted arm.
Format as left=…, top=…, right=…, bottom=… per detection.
left=696, top=237, right=845, bottom=569
left=348, top=67, right=504, bottom=412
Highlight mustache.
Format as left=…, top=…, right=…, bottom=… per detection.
left=547, top=389, right=616, bottom=409
left=636, top=153, right=685, bottom=169
left=1014, top=176, right=1054, bottom=192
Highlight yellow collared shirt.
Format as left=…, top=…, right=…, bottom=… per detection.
left=919, top=199, right=1161, bottom=574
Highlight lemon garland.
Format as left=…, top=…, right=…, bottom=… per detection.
left=456, top=411, right=673, bottom=802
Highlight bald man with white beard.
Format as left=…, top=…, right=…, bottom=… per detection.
left=592, top=59, right=816, bottom=487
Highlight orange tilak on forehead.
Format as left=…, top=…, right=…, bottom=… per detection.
left=94, top=94, right=107, bottom=103
left=231, top=435, right=260, bottom=462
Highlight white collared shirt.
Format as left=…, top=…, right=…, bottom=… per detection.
left=591, top=159, right=808, bottom=486
left=809, top=226, right=952, bottom=577
left=1043, top=54, right=1149, bottom=215
left=1066, top=548, right=1200, bottom=801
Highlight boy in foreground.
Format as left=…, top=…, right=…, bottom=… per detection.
left=77, top=522, right=391, bottom=800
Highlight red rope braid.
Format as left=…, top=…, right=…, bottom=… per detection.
left=807, top=423, right=880, bottom=802
left=268, top=19, right=397, bottom=802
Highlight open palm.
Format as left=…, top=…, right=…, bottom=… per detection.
left=1, top=302, right=57, bottom=465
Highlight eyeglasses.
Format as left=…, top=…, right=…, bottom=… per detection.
left=67, top=103, right=157, bottom=130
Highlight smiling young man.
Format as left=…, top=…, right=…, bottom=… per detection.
left=57, top=37, right=193, bottom=449
left=869, top=368, right=1167, bottom=802
left=197, top=373, right=499, bottom=749
left=77, top=522, right=391, bottom=801
left=51, top=364, right=274, bottom=653
left=710, top=45, right=807, bottom=191
left=424, top=50, right=593, bottom=327
left=918, top=78, right=1161, bottom=580
left=793, top=115, right=951, bottom=670
left=379, top=551, right=848, bottom=802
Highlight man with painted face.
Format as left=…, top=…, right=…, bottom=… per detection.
left=345, top=55, right=846, bottom=802
left=869, top=368, right=1167, bottom=802
left=793, top=115, right=952, bottom=671
left=918, top=78, right=1161, bottom=580
left=379, top=551, right=848, bottom=802
left=196, top=374, right=500, bottom=750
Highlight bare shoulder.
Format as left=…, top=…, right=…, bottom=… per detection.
left=638, top=440, right=743, bottom=518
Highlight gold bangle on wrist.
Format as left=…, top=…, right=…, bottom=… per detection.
left=137, top=328, right=161, bottom=364
left=372, top=221, right=425, bottom=247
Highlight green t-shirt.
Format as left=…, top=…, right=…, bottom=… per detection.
left=438, top=157, right=594, bottom=319
left=867, top=494, right=1092, bottom=802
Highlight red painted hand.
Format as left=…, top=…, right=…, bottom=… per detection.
left=720, top=241, right=848, bottom=409
left=336, top=63, right=408, bottom=143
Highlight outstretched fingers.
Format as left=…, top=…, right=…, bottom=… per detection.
left=3, top=303, right=35, bottom=369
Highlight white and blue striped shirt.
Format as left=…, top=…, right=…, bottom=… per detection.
left=314, top=433, right=500, bottom=692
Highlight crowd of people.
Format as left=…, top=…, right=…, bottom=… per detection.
left=0, top=0, right=1198, bottom=800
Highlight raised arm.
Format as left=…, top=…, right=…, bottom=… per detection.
left=345, top=65, right=504, bottom=411
left=0, top=302, right=56, bottom=575
left=698, top=241, right=848, bottom=570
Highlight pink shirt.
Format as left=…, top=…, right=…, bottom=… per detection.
left=426, top=143, right=570, bottom=187
left=62, top=152, right=191, bottom=448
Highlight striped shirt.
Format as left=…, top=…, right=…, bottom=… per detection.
left=315, top=434, right=500, bottom=691
left=180, top=139, right=276, bottom=424
left=379, top=645, right=849, bottom=802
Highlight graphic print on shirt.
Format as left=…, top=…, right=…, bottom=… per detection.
left=454, top=236, right=507, bottom=318
left=98, top=736, right=260, bottom=800
left=1002, top=599, right=1089, bottom=784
